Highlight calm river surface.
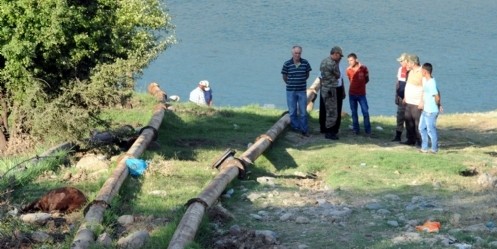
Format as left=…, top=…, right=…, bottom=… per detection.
left=137, top=0, right=497, bottom=115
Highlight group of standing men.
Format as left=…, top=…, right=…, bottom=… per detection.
left=281, top=45, right=370, bottom=140
left=281, top=46, right=440, bottom=153
left=393, top=53, right=441, bottom=153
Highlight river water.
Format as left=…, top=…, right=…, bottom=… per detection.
left=137, top=0, right=497, bottom=115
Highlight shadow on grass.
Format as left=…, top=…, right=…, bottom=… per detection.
left=156, top=104, right=300, bottom=169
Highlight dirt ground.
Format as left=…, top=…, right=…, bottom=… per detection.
left=210, top=118, right=497, bottom=249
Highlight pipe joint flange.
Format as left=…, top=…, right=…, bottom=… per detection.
left=185, top=197, right=209, bottom=209
left=139, top=126, right=158, bottom=141
left=232, top=157, right=248, bottom=179
left=211, top=148, right=236, bottom=169
left=256, top=134, right=273, bottom=143
left=83, top=199, right=111, bottom=216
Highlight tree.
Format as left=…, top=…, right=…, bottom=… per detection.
left=0, top=0, right=175, bottom=152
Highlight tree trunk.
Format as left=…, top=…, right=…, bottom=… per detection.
left=0, top=132, right=6, bottom=151
left=0, top=94, right=8, bottom=151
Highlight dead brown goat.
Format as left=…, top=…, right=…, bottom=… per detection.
left=21, top=187, right=87, bottom=214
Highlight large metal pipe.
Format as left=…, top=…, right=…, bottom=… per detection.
left=168, top=79, right=321, bottom=249
left=71, top=84, right=167, bottom=249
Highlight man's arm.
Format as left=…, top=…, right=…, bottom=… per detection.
left=282, top=74, right=288, bottom=84
left=365, top=66, right=369, bottom=84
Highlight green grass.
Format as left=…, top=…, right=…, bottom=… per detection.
left=1, top=93, right=497, bottom=248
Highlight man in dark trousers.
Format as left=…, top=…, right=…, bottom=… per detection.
left=319, top=46, right=346, bottom=140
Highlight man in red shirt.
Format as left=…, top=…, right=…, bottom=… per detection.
left=346, top=53, right=371, bottom=135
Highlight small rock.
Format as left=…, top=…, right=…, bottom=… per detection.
left=256, top=176, right=276, bottom=186
left=384, top=194, right=401, bottom=201
left=453, top=243, right=472, bottom=249
left=117, top=230, right=149, bottom=249
left=117, top=215, right=134, bottom=226
left=365, top=203, right=382, bottom=210
left=7, top=208, right=18, bottom=217
left=280, top=213, right=292, bottom=221
left=315, top=198, right=327, bottom=205
left=97, top=232, right=113, bottom=247
left=247, top=193, right=262, bottom=202
left=229, top=225, right=241, bottom=235
left=450, top=213, right=461, bottom=226
left=295, top=216, right=310, bottom=224
left=377, top=209, right=391, bottom=215
left=477, top=173, right=496, bottom=188
left=391, top=232, right=422, bottom=244
left=387, top=220, right=399, bottom=227
left=20, top=213, right=51, bottom=225
left=255, top=230, right=278, bottom=244
left=31, top=231, right=51, bottom=243
left=63, top=172, right=72, bottom=181
left=250, top=214, right=263, bottom=220
left=439, top=234, right=458, bottom=246
left=464, top=223, right=489, bottom=232
left=486, top=221, right=496, bottom=229
left=405, top=204, right=417, bottom=211
left=257, top=210, right=270, bottom=217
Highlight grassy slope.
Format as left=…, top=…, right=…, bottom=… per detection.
left=1, top=94, right=496, bottom=248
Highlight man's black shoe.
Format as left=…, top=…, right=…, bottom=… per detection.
left=400, top=140, right=415, bottom=146
left=325, top=133, right=339, bottom=140
left=391, top=131, right=402, bottom=141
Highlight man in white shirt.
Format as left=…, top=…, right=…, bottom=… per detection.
left=189, top=80, right=211, bottom=106
left=402, top=54, right=423, bottom=146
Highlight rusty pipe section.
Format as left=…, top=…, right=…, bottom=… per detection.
left=168, top=79, right=321, bottom=249
left=71, top=84, right=167, bottom=249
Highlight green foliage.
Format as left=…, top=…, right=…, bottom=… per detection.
left=0, top=0, right=175, bottom=143
left=0, top=151, right=67, bottom=190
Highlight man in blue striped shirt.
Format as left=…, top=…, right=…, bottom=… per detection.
left=281, top=45, right=312, bottom=136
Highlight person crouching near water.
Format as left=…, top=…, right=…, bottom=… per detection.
left=189, top=80, right=212, bottom=106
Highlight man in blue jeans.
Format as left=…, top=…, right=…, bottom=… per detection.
left=418, top=62, right=440, bottom=153
left=346, top=53, right=371, bottom=135
left=281, top=45, right=312, bottom=136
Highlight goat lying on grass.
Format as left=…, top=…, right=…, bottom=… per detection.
left=22, top=187, right=87, bottom=214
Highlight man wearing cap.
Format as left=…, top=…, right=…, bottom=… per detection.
left=281, top=45, right=312, bottom=136
left=319, top=46, right=346, bottom=140
left=189, top=80, right=211, bottom=106
left=392, top=53, right=409, bottom=141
